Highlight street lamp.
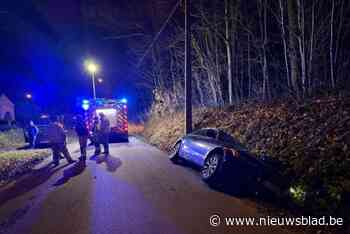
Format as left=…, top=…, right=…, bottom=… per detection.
left=97, top=78, right=103, bottom=83
left=25, top=93, right=32, bottom=99
left=85, top=60, right=99, bottom=99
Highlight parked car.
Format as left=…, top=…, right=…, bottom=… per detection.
left=0, top=119, right=13, bottom=131
left=24, top=116, right=51, bottom=146
left=170, top=128, right=288, bottom=195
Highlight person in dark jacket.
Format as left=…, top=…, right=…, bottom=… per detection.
left=94, top=113, right=110, bottom=156
left=92, top=116, right=100, bottom=155
left=75, top=115, right=89, bottom=162
left=99, top=113, right=110, bottom=155
left=28, top=120, right=39, bottom=148
left=48, top=116, right=75, bottom=166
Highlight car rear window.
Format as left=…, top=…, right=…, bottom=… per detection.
left=192, top=129, right=208, bottom=137
left=218, top=131, right=247, bottom=150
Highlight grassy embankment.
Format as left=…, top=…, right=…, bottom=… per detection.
left=0, top=129, right=50, bottom=186
left=144, top=95, right=350, bottom=222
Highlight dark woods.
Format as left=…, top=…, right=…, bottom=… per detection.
left=80, top=0, right=350, bottom=112
left=136, top=0, right=350, bottom=111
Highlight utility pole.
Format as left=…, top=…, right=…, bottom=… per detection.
left=92, top=72, right=96, bottom=99
left=185, top=0, right=192, bottom=134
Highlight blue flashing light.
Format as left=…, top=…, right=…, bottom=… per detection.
left=81, top=99, right=90, bottom=110
left=82, top=103, right=90, bottom=111
left=120, top=98, right=127, bottom=103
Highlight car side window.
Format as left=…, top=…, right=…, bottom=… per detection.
left=192, top=129, right=207, bottom=137
left=206, top=129, right=217, bottom=139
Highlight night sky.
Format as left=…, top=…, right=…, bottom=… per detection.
left=0, top=0, right=161, bottom=118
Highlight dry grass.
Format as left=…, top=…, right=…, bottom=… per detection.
left=128, top=123, right=145, bottom=134
left=0, top=129, right=25, bottom=150
left=143, top=108, right=206, bottom=150
left=0, top=149, right=50, bottom=186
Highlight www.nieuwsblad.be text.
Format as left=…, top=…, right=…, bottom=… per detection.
left=209, top=215, right=344, bottom=227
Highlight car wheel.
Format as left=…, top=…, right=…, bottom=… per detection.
left=169, top=141, right=181, bottom=164
left=201, top=152, right=223, bottom=185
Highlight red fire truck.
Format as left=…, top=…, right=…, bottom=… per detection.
left=81, top=98, right=128, bottom=142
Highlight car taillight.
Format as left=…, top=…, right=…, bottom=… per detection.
left=224, top=148, right=240, bottom=158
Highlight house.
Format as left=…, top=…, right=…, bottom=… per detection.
left=0, top=94, right=15, bottom=121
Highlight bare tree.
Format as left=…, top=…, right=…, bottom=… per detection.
left=287, top=0, right=300, bottom=97
left=330, top=0, right=335, bottom=89
left=279, top=0, right=291, bottom=89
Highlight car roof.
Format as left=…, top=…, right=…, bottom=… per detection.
left=197, top=128, right=218, bottom=131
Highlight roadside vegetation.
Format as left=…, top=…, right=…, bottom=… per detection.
left=0, top=150, right=50, bottom=186
left=128, top=123, right=145, bottom=135
left=0, top=129, right=25, bottom=150
left=0, top=129, right=50, bottom=186
left=144, top=94, right=350, bottom=225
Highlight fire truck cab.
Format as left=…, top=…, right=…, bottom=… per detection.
left=82, top=98, right=128, bottom=142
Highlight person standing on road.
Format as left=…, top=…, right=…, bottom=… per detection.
left=96, top=113, right=111, bottom=156
left=28, top=120, right=39, bottom=148
left=92, top=116, right=101, bottom=155
left=48, top=116, right=75, bottom=166
left=75, top=115, right=89, bottom=162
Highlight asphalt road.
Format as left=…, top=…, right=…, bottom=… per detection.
left=0, top=137, right=296, bottom=234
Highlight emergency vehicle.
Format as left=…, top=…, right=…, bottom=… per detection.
left=81, top=98, right=128, bottom=142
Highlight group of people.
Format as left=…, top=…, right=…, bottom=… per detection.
left=75, top=112, right=111, bottom=162
left=27, top=112, right=111, bottom=166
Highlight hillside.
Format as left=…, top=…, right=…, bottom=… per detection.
left=144, top=95, right=350, bottom=221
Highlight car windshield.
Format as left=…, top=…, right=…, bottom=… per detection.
left=206, top=129, right=217, bottom=139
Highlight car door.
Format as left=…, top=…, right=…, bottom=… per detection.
left=186, top=129, right=219, bottom=166
left=179, top=134, right=195, bottom=160
left=179, top=130, right=205, bottom=165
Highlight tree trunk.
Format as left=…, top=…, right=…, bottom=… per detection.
left=297, top=0, right=306, bottom=96
left=287, top=0, right=300, bottom=97
left=248, top=33, right=252, bottom=99
left=225, top=0, right=233, bottom=104
left=307, top=1, right=315, bottom=94
left=258, top=0, right=270, bottom=101
left=330, top=0, right=335, bottom=89
left=194, top=72, right=204, bottom=106
left=231, top=0, right=241, bottom=103
left=279, top=0, right=290, bottom=90
left=334, top=0, right=345, bottom=85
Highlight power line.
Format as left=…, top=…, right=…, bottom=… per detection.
left=103, top=33, right=145, bottom=40
left=137, top=0, right=181, bottom=68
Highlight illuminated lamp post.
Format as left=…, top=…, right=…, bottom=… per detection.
left=25, top=93, right=32, bottom=99
left=85, top=60, right=99, bottom=99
